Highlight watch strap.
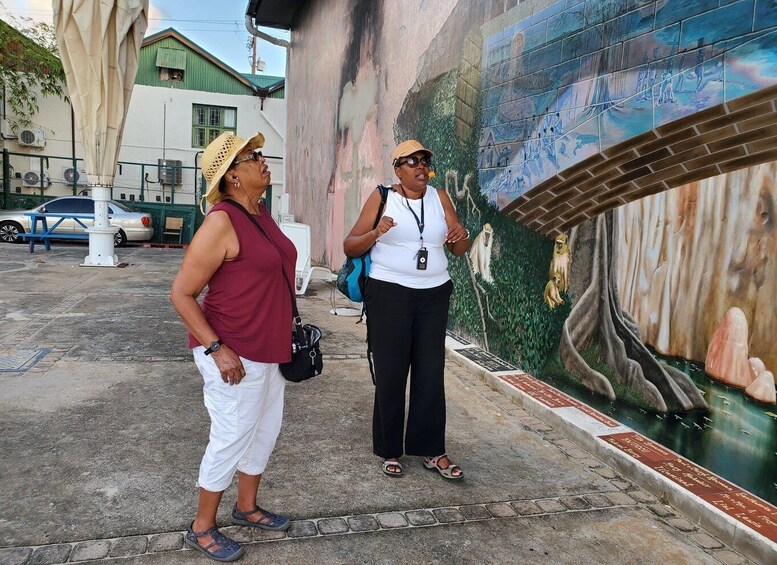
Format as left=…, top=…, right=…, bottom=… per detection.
left=204, top=339, right=222, bottom=356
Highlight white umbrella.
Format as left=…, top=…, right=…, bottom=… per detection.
left=53, top=0, right=148, bottom=266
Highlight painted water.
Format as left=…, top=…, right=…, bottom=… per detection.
left=542, top=353, right=777, bottom=506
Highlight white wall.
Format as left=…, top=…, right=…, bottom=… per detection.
left=2, top=84, right=286, bottom=208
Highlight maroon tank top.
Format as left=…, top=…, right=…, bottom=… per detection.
left=187, top=201, right=297, bottom=363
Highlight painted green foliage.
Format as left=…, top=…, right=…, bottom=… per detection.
left=398, top=71, right=570, bottom=375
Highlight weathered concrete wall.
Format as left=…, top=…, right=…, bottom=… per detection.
left=286, top=0, right=462, bottom=266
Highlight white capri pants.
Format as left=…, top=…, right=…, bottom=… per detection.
left=193, top=346, right=286, bottom=492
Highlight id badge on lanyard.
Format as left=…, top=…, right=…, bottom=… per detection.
left=401, top=187, right=427, bottom=270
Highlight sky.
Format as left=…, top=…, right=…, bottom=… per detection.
left=1, top=0, right=289, bottom=77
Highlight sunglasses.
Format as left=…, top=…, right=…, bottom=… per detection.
left=231, top=150, right=264, bottom=167
left=396, top=155, right=432, bottom=168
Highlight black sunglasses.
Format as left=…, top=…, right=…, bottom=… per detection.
left=231, top=150, right=264, bottom=167
left=396, top=155, right=432, bottom=168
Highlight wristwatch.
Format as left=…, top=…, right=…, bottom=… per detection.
left=204, top=339, right=223, bottom=356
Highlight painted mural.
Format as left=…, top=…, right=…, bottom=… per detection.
left=478, top=0, right=777, bottom=209
left=398, top=0, right=777, bottom=505
left=291, top=0, right=777, bottom=507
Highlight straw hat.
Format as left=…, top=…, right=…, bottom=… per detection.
left=391, top=140, right=433, bottom=166
left=202, top=131, right=265, bottom=204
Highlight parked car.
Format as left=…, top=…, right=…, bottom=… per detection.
left=0, top=196, right=154, bottom=247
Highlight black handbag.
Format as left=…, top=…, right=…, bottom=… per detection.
left=282, top=320, right=323, bottom=382
left=224, top=200, right=323, bottom=382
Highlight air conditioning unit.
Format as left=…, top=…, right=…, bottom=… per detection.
left=18, top=128, right=45, bottom=148
left=62, top=165, right=88, bottom=186
left=22, top=170, right=50, bottom=188
left=158, top=159, right=183, bottom=186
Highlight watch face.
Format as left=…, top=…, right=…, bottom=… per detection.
left=211, top=342, right=221, bottom=351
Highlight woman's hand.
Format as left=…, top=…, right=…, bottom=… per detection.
left=344, top=189, right=397, bottom=257
left=445, top=223, right=469, bottom=244
left=374, top=216, right=396, bottom=237
left=211, top=346, right=246, bottom=385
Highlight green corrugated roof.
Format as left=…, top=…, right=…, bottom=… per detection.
left=155, top=47, right=186, bottom=70
left=241, top=73, right=284, bottom=89
left=137, top=32, right=254, bottom=95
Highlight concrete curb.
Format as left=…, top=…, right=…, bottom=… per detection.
left=0, top=496, right=643, bottom=565
left=445, top=342, right=777, bottom=565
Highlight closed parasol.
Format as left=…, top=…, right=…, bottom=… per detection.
left=53, top=0, right=148, bottom=266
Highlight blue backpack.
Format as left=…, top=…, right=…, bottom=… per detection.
left=336, top=185, right=390, bottom=303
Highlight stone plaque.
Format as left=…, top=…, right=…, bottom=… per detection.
left=456, top=347, right=517, bottom=372
left=601, top=431, right=777, bottom=542
left=502, top=373, right=619, bottom=427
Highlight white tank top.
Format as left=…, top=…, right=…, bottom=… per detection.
left=369, top=186, right=450, bottom=289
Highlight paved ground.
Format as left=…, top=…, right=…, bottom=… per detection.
left=0, top=243, right=754, bottom=564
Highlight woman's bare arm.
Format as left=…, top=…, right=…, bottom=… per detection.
left=170, top=211, right=246, bottom=384
left=438, top=189, right=471, bottom=256
left=343, top=189, right=396, bottom=257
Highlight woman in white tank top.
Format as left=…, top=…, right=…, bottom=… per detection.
left=343, top=140, right=471, bottom=480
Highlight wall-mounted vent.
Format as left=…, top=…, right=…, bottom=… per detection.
left=23, top=170, right=49, bottom=188
left=62, top=166, right=88, bottom=186
left=158, top=159, right=183, bottom=186
left=18, top=128, right=45, bottom=148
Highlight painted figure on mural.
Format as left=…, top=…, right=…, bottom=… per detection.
left=675, top=53, right=689, bottom=93
left=658, top=66, right=676, bottom=105
left=695, top=45, right=706, bottom=93
left=343, top=140, right=471, bottom=480
left=549, top=233, right=571, bottom=292
left=470, top=223, right=495, bottom=284
left=497, top=145, right=511, bottom=167
left=496, top=168, right=512, bottom=195
left=544, top=274, right=564, bottom=309
left=635, top=52, right=649, bottom=96
left=638, top=48, right=662, bottom=102
left=540, top=109, right=564, bottom=165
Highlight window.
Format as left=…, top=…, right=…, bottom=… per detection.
left=192, top=105, right=237, bottom=148
left=77, top=200, right=95, bottom=214
left=41, top=198, right=80, bottom=214
left=156, top=48, right=186, bottom=82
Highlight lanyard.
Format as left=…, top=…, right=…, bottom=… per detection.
left=400, top=185, right=425, bottom=246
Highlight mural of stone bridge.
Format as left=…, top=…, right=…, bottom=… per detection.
left=476, top=0, right=777, bottom=235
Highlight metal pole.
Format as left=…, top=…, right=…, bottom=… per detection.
left=2, top=148, right=10, bottom=206
left=71, top=105, right=77, bottom=195
left=82, top=183, right=118, bottom=267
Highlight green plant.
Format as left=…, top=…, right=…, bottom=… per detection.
left=0, top=15, right=66, bottom=130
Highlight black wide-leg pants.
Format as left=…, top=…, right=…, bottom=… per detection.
left=365, top=278, right=453, bottom=459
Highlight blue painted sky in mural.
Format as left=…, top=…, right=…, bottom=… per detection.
left=478, top=0, right=777, bottom=210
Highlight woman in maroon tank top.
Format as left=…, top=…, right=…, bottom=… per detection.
left=171, top=132, right=296, bottom=562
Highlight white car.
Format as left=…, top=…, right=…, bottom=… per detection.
left=0, top=196, right=154, bottom=247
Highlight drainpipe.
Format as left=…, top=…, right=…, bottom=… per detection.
left=194, top=150, right=203, bottom=204
left=70, top=104, right=77, bottom=194
left=244, top=16, right=290, bottom=48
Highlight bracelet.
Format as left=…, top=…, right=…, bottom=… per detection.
left=464, top=228, right=470, bottom=239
